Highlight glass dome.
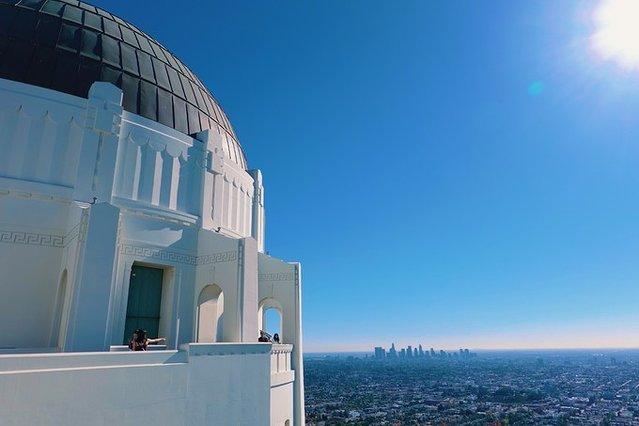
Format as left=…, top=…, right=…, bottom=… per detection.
left=0, top=0, right=247, bottom=168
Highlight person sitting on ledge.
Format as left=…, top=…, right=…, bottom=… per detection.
left=258, top=331, right=270, bottom=342
left=273, top=333, right=280, bottom=344
left=128, top=329, right=166, bottom=351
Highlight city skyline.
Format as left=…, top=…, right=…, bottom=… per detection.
left=373, top=344, right=474, bottom=360
left=90, top=0, right=639, bottom=352
left=306, top=349, right=639, bottom=424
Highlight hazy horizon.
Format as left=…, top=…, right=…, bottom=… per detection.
left=305, top=346, right=639, bottom=354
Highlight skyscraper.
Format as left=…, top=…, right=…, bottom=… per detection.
left=389, top=343, right=397, bottom=358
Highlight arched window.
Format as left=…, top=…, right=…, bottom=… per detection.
left=197, top=284, right=224, bottom=343
left=49, top=269, right=68, bottom=349
left=258, top=298, right=283, bottom=342
left=264, top=308, right=282, bottom=338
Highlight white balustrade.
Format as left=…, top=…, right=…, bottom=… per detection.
left=271, top=344, right=293, bottom=374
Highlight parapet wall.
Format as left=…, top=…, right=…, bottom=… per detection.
left=0, top=343, right=281, bottom=426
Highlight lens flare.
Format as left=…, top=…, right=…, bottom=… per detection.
left=591, top=0, right=639, bottom=69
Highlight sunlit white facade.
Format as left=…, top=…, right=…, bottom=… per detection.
left=0, top=2, right=304, bottom=425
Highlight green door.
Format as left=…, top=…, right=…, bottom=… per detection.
left=123, top=265, right=163, bottom=344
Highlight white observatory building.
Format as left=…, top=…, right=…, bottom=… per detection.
left=0, top=1, right=304, bottom=424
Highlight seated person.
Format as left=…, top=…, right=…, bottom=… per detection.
left=258, top=331, right=270, bottom=342
left=273, top=333, right=280, bottom=344
left=128, top=329, right=166, bottom=351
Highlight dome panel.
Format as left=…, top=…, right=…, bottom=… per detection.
left=0, top=0, right=247, bottom=168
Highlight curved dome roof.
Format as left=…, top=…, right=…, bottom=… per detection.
left=0, top=0, right=247, bottom=168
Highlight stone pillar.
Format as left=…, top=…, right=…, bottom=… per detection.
left=64, top=202, right=120, bottom=352
left=74, top=82, right=123, bottom=204
left=249, top=169, right=265, bottom=253
left=195, top=129, right=227, bottom=232
left=239, top=237, right=259, bottom=342
left=193, top=130, right=212, bottom=229
left=291, top=262, right=305, bottom=426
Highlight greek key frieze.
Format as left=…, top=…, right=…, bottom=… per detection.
left=0, top=230, right=64, bottom=248
left=259, top=272, right=294, bottom=282
left=119, top=244, right=237, bottom=266
left=120, top=244, right=197, bottom=265
left=198, top=250, right=237, bottom=265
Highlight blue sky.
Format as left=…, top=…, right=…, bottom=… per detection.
left=94, top=0, right=639, bottom=351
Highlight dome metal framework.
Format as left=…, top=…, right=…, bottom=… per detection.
left=0, top=0, right=247, bottom=168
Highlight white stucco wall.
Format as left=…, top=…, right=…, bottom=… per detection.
left=0, top=79, right=269, bottom=352
left=0, top=79, right=88, bottom=350
left=271, top=382, right=295, bottom=426
left=259, top=255, right=305, bottom=425
left=0, top=195, right=70, bottom=349
left=270, top=344, right=295, bottom=425
left=0, top=343, right=271, bottom=426
left=0, top=78, right=302, bottom=424
left=0, top=79, right=86, bottom=188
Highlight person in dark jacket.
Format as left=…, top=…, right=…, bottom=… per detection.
left=258, top=331, right=270, bottom=342
left=128, top=329, right=165, bottom=351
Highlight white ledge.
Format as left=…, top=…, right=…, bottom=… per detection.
left=0, top=349, right=184, bottom=373
left=109, top=344, right=167, bottom=352
left=113, top=196, right=199, bottom=225
left=182, top=342, right=273, bottom=356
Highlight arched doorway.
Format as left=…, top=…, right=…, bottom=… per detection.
left=258, top=298, right=283, bottom=342
left=197, top=284, right=224, bottom=342
left=49, top=269, right=68, bottom=349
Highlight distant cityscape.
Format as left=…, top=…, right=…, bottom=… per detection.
left=372, top=343, right=477, bottom=360
left=305, top=349, right=639, bottom=425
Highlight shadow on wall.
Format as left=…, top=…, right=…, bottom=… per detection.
left=49, top=269, right=68, bottom=349
left=197, top=284, right=224, bottom=342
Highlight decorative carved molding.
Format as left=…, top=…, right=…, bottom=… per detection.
left=120, top=244, right=197, bottom=265
left=86, top=83, right=123, bottom=136
left=0, top=229, right=63, bottom=248
left=198, top=250, right=237, bottom=265
left=0, top=188, right=72, bottom=205
left=0, top=211, right=91, bottom=251
left=259, top=272, right=294, bottom=282
left=120, top=244, right=238, bottom=266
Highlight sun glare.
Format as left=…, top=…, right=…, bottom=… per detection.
left=591, top=0, right=639, bottom=69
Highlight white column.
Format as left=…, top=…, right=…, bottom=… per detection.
left=291, top=262, right=305, bottom=426
left=137, top=144, right=162, bottom=204
left=73, top=82, right=123, bottom=204
left=159, top=151, right=179, bottom=209
left=193, top=130, right=216, bottom=230
left=249, top=169, right=265, bottom=253
left=238, top=237, right=259, bottom=342
left=65, top=202, right=121, bottom=352
left=109, top=260, right=134, bottom=346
